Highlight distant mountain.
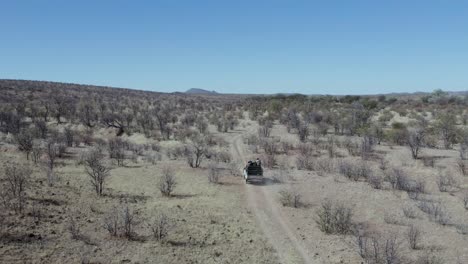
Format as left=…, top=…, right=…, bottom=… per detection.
left=185, top=88, right=218, bottom=94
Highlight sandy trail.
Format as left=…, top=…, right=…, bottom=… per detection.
left=229, top=128, right=314, bottom=264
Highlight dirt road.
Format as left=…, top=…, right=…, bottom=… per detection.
left=229, top=128, right=314, bottom=264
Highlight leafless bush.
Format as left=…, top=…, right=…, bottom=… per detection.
left=384, top=234, right=401, bottom=264
left=84, top=148, right=111, bottom=196
left=296, top=154, right=314, bottom=170
left=108, top=137, right=126, bottom=166
left=280, top=141, right=293, bottom=154
left=64, top=127, right=75, bottom=147
left=360, top=135, right=374, bottom=160
left=457, top=159, right=467, bottom=176
left=437, top=172, right=459, bottom=192
left=402, top=205, right=418, bottom=219
left=279, top=188, right=302, bottom=208
left=355, top=233, right=402, bottom=264
left=316, top=200, right=353, bottom=234
left=103, top=205, right=138, bottom=239
left=407, top=225, right=421, bottom=250
left=213, top=150, right=231, bottom=163
left=31, top=142, right=43, bottom=165
left=463, top=192, right=468, bottom=210
left=456, top=224, right=468, bottom=235
left=258, top=124, right=272, bottom=138
left=417, top=200, right=451, bottom=225
left=159, top=166, right=177, bottom=196
left=68, top=216, right=81, bottom=239
left=104, top=207, right=120, bottom=237
left=207, top=163, right=220, bottom=184
left=44, top=139, right=58, bottom=171
left=343, top=137, right=360, bottom=156
left=0, top=213, right=5, bottom=236
left=262, top=154, right=276, bottom=169
left=422, top=157, right=435, bottom=168
left=368, top=174, right=383, bottom=189
left=415, top=254, right=443, bottom=264
left=297, top=123, right=309, bottom=142
left=122, top=206, right=137, bottom=238
left=314, top=157, right=335, bottom=175
left=385, top=168, right=422, bottom=193
left=384, top=213, right=406, bottom=226
left=150, top=213, right=172, bottom=242
left=379, top=158, right=388, bottom=171
left=3, top=164, right=31, bottom=214
left=338, top=160, right=370, bottom=181
left=272, top=170, right=287, bottom=183
left=298, top=143, right=314, bottom=156
left=30, top=203, right=42, bottom=224
left=144, top=152, right=161, bottom=165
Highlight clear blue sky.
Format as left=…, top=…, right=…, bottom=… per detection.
left=1, top=0, right=468, bottom=94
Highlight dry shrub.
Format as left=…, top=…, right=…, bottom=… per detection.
left=296, top=154, right=314, bottom=171
left=262, top=154, right=276, bottom=168
left=385, top=168, right=425, bottom=194
left=402, top=205, right=418, bottom=219
left=159, top=166, right=177, bottom=196
left=407, top=225, right=421, bottom=250
left=103, top=205, right=138, bottom=239
left=316, top=200, right=353, bottom=234
left=150, top=213, right=172, bottom=242
left=437, top=172, right=459, bottom=192
left=68, top=216, right=81, bottom=240
left=463, top=192, right=468, bottom=210
left=272, top=170, right=287, bottom=183
left=2, top=164, right=31, bottom=214
left=84, top=148, right=111, bottom=196
left=417, top=200, right=451, bottom=225
left=368, top=174, right=383, bottom=189
left=279, top=188, right=302, bottom=208
left=207, top=163, right=220, bottom=184
left=343, top=138, right=360, bottom=156
left=457, top=159, right=467, bottom=176
left=356, top=232, right=402, bottom=264
left=338, top=159, right=370, bottom=181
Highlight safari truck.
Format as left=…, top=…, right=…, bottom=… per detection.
left=243, top=160, right=263, bottom=184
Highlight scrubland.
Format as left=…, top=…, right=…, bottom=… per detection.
left=1, top=80, right=467, bottom=263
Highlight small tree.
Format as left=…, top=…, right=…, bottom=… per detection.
left=84, top=148, right=111, bottom=196
left=159, top=167, right=176, bottom=196
left=15, top=129, right=34, bottom=160
left=184, top=135, right=209, bottom=168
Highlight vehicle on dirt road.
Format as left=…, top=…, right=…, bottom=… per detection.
left=243, top=161, right=263, bottom=184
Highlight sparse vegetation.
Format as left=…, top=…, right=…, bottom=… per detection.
left=315, top=200, right=354, bottom=235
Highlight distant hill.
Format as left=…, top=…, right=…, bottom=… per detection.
left=185, top=88, right=218, bottom=95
